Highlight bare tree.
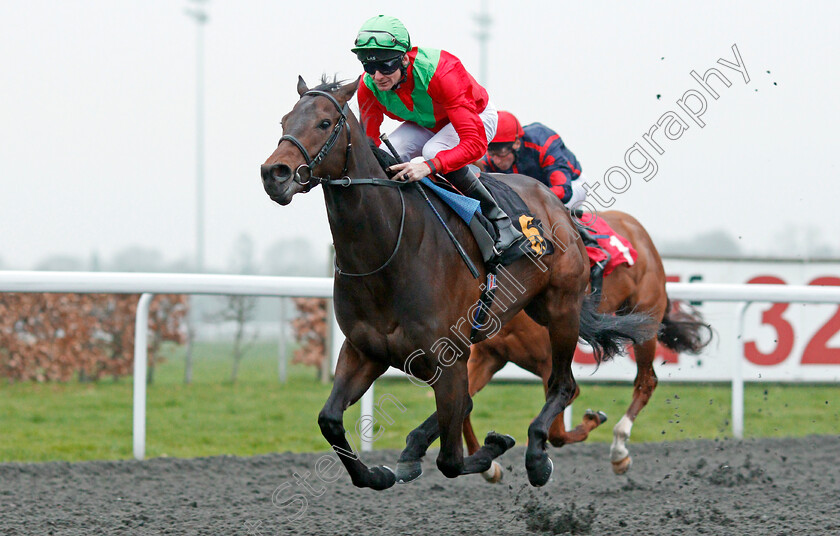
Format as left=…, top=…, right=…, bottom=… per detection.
left=205, top=233, right=260, bottom=383
left=108, top=246, right=165, bottom=272
left=659, top=229, right=742, bottom=257
left=208, top=295, right=258, bottom=383
left=775, top=224, right=837, bottom=259
left=34, top=255, right=85, bottom=271
left=263, top=237, right=320, bottom=276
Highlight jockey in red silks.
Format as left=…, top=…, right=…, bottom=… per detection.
left=352, top=15, right=522, bottom=258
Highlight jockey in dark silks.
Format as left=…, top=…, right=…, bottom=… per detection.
left=352, top=15, right=523, bottom=258
left=482, top=111, right=586, bottom=207
left=481, top=111, right=607, bottom=297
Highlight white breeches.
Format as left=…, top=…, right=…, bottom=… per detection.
left=386, top=102, right=499, bottom=165
left=567, top=174, right=589, bottom=209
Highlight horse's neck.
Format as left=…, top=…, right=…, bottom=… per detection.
left=323, top=118, right=390, bottom=218
left=323, top=123, right=404, bottom=274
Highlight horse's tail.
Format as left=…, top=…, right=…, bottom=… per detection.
left=657, top=298, right=713, bottom=354
left=578, top=294, right=659, bottom=364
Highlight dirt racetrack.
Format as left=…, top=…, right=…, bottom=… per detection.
left=2, top=436, right=839, bottom=535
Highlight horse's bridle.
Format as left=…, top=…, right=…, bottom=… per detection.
left=277, top=89, right=408, bottom=277
left=278, top=90, right=352, bottom=185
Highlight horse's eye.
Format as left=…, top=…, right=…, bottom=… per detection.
left=318, top=120, right=331, bottom=130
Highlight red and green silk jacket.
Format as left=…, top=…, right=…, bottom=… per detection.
left=358, top=47, right=490, bottom=175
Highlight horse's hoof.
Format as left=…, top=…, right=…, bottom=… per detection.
left=486, top=431, right=516, bottom=452
left=585, top=409, right=608, bottom=425
left=369, top=465, right=396, bottom=490
left=611, top=456, right=632, bottom=475
left=481, top=461, right=503, bottom=483
left=525, top=452, right=554, bottom=487
left=395, top=460, right=423, bottom=484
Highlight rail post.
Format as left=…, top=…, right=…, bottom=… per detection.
left=733, top=301, right=750, bottom=440
left=133, top=292, right=154, bottom=460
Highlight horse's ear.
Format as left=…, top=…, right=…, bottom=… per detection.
left=296, top=76, right=309, bottom=97
left=335, top=76, right=361, bottom=104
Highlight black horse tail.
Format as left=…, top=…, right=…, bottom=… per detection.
left=578, top=294, right=659, bottom=364
left=657, top=299, right=713, bottom=354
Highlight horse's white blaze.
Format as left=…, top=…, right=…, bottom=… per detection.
left=610, top=414, right=634, bottom=462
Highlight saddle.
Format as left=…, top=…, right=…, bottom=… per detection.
left=370, top=143, right=553, bottom=267
left=572, top=213, right=638, bottom=300
left=574, top=215, right=637, bottom=275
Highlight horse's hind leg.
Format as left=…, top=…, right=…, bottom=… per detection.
left=397, top=360, right=515, bottom=483
left=610, top=278, right=666, bottom=475
left=317, top=341, right=393, bottom=490
left=610, top=337, right=658, bottom=474
left=525, top=302, right=580, bottom=487
left=462, top=347, right=507, bottom=482
left=547, top=383, right=608, bottom=447
left=434, top=360, right=516, bottom=479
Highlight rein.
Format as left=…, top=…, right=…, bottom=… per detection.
left=333, top=183, right=407, bottom=278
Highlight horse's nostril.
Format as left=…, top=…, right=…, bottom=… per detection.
left=272, top=164, right=292, bottom=182
left=261, top=163, right=292, bottom=183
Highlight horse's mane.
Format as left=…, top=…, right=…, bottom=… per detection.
left=311, top=74, right=392, bottom=171
left=313, top=74, right=347, bottom=93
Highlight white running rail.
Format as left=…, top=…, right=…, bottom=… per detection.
left=2, top=272, right=840, bottom=458
left=0, top=271, right=333, bottom=460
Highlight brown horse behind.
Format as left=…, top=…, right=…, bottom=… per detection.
left=463, top=210, right=711, bottom=480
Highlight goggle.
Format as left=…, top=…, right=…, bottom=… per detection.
left=362, top=56, right=403, bottom=75
left=488, top=145, right=515, bottom=158
left=354, top=30, right=409, bottom=50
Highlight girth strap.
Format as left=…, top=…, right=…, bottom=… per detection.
left=470, top=267, right=499, bottom=343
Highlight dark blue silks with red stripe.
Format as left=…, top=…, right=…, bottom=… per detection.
left=483, top=122, right=582, bottom=204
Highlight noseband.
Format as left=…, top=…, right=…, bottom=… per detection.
left=278, top=90, right=352, bottom=185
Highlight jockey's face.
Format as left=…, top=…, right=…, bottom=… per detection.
left=488, top=139, right=521, bottom=170
left=369, top=54, right=407, bottom=91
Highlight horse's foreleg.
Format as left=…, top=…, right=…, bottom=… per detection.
left=395, top=410, right=440, bottom=483
left=317, top=341, right=392, bottom=490
left=435, top=361, right=515, bottom=479
left=611, top=337, right=659, bottom=474
left=525, top=306, right=580, bottom=487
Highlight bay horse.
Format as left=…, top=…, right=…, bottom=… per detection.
left=463, top=210, right=712, bottom=481
left=261, top=76, right=657, bottom=489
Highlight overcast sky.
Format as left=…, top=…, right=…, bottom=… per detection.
left=1, top=1, right=838, bottom=272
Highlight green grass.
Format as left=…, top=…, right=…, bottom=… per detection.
left=1, top=342, right=838, bottom=463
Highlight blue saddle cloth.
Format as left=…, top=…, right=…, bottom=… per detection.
left=419, top=177, right=481, bottom=223
left=420, top=174, right=555, bottom=265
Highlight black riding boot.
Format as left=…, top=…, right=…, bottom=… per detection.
left=577, top=225, right=608, bottom=300
left=445, top=166, right=524, bottom=257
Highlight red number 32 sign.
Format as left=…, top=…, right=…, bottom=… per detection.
left=744, top=276, right=840, bottom=366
